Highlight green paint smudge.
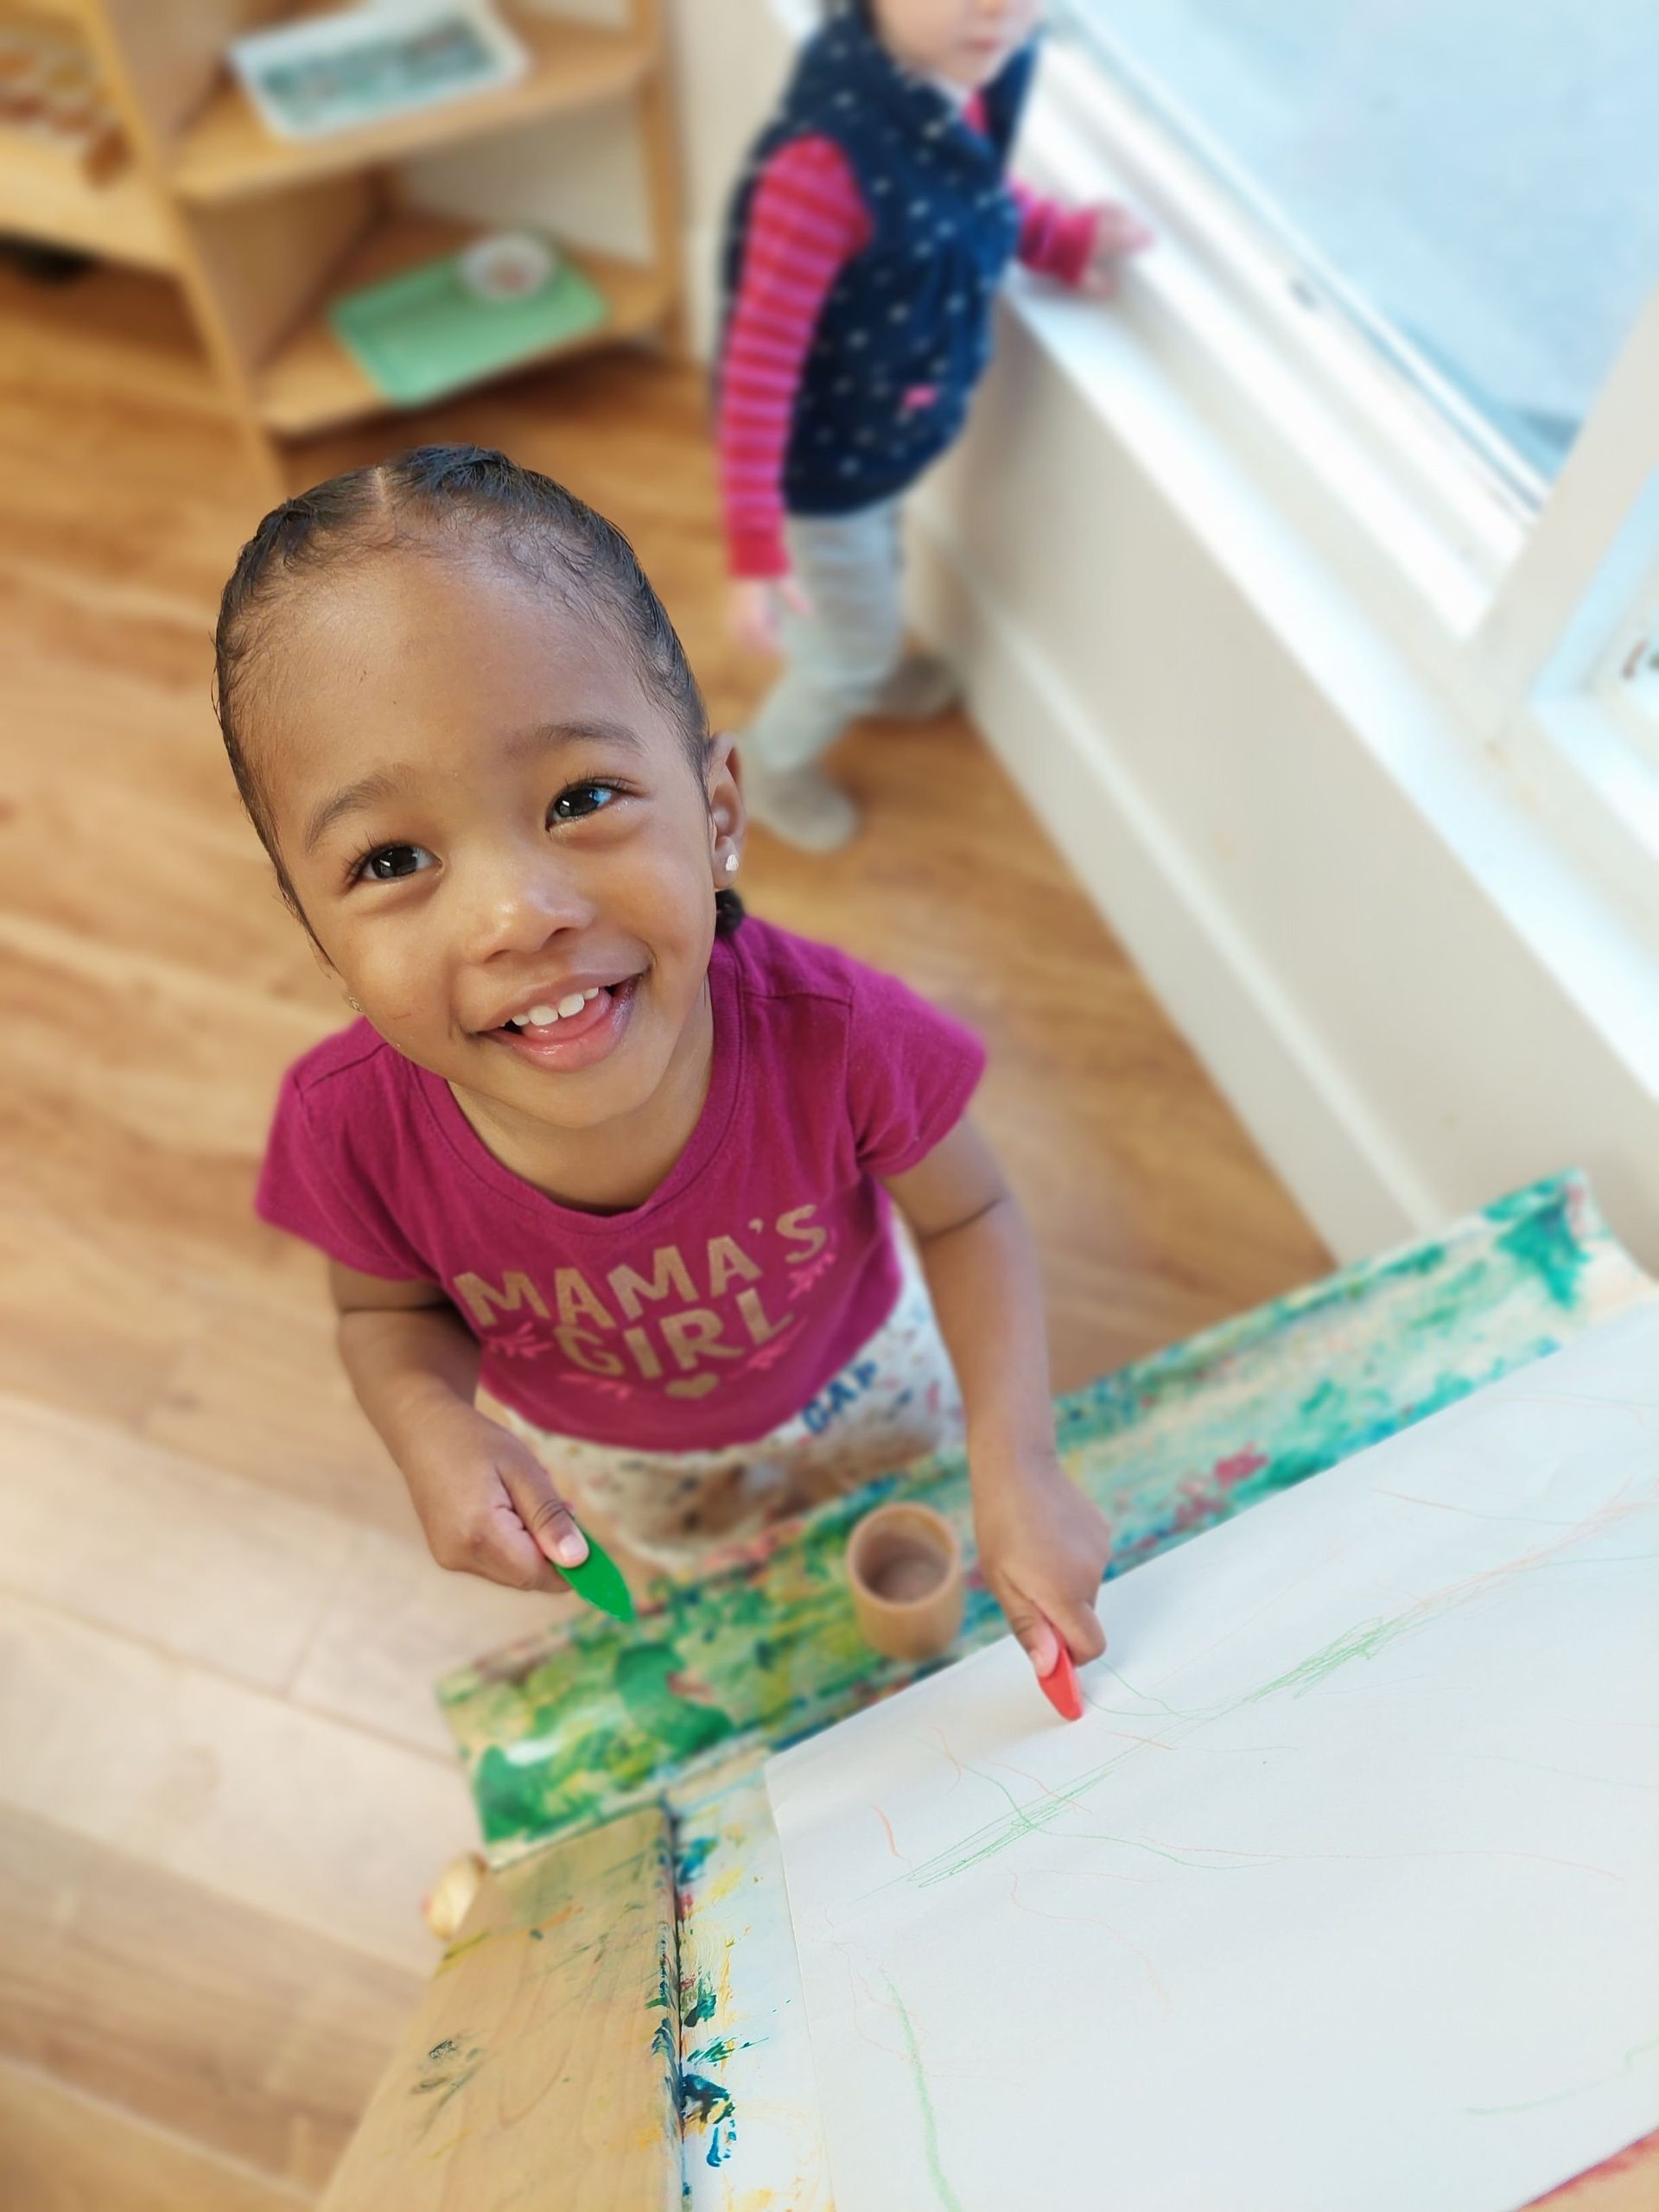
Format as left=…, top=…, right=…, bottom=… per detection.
left=674, top=1832, right=716, bottom=1885
left=613, top=1644, right=735, bottom=1760
left=679, top=2069, right=737, bottom=2166
left=1497, top=1188, right=1586, bottom=1309
left=682, top=1969, right=719, bottom=2027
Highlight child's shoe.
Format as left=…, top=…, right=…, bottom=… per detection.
left=872, top=652, right=959, bottom=720
left=744, top=761, right=860, bottom=852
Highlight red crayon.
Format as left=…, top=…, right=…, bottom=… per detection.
left=1036, top=1630, right=1084, bottom=1722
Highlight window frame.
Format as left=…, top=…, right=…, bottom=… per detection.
left=1493, top=292, right=1659, bottom=938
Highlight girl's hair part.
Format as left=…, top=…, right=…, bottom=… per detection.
left=213, top=444, right=730, bottom=928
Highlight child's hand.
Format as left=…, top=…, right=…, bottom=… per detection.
left=1078, top=202, right=1156, bottom=299
left=400, top=1402, right=589, bottom=1594
left=972, top=1454, right=1111, bottom=1676
left=729, top=575, right=813, bottom=657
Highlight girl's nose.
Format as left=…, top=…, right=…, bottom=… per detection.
left=460, top=842, right=594, bottom=962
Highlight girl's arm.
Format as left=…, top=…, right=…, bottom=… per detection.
left=1009, top=184, right=1155, bottom=293
left=884, top=1121, right=1111, bottom=1673
left=1008, top=181, right=1104, bottom=286
left=720, top=133, right=870, bottom=622
left=331, top=1261, right=588, bottom=1591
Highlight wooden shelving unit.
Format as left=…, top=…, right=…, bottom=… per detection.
left=1, top=1, right=683, bottom=487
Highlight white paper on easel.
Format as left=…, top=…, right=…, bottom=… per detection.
left=766, top=1307, right=1659, bottom=2212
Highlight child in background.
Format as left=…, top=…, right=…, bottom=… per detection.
left=720, top=0, right=1151, bottom=849
left=218, top=444, right=1110, bottom=1681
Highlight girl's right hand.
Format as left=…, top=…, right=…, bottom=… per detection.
left=401, top=1403, right=588, bottom=1593
left=729, top=574, right=813, bottom=657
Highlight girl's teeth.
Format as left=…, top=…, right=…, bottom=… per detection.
left=505, top=985, right=610, bottom=1031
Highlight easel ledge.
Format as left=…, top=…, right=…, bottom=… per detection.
left=320, top=1806, right=680, bottom=2212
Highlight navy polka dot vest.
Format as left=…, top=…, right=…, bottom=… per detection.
left=721, top=16, right=1035, bottom=516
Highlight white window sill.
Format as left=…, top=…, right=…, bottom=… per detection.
left=999, top=54, right=1659, bottom=1105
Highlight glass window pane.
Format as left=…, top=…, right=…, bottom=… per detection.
left=1057, top=1, right=1659, bottom=486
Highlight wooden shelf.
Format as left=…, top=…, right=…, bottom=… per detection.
left=169, top=13, right=653, bottom=206
left=0, top=131, right=174, bottom=270
left=253, top=213, right=672, bottom=437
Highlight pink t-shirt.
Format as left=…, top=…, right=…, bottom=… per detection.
left=255, top=918, right=984, bottom=1451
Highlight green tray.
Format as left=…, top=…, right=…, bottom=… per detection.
left=328, top=246, right=608, bottom=408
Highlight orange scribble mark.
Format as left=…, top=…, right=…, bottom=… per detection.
left=1007, top=1870, right=1172, bottom=2008
left=871, top=1802, right=908, bottom=1865
left=926, top=1725, right=966, bottom=1790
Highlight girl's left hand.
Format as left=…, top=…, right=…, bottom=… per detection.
left=972, top=1454, right=1112, bottom=1676
left=1079, top=202, right=1156, bottom=298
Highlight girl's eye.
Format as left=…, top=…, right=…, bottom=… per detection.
left=550, top=780, right=620, bottom=823
left=355, top=842, right=433, bottom=883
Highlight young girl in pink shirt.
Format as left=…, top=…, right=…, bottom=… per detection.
left=219, top=443, right=1109, bottom=1681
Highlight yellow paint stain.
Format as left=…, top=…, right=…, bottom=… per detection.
left=702, top=1862, right=747, bottom=1908
left=422, top=2127, right=472, bottom=2162
left=716, top=1934, right=735, bottom=2014
left=434, top=1927, right=493, bottom=1977
left=719, top=2189, right=777, bottom=2212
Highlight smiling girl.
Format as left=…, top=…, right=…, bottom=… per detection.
left=217, top=443, right=1109, bottom=1680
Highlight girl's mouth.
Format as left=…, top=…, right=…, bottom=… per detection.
left=484, top=976, right=639, bottom=1071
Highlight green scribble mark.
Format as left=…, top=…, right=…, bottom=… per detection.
left=1243, top=1610, right=1422, bottom=1703
left=881, top=1973, right=963, bottom=2212
left=1467, top=2033, right=1659, bottom=2115
left=906, top=1557, right=1551, bottom=1891
left=613, top=1644, right=735, bottom=1760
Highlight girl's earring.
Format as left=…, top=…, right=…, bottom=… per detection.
left=723, top=852, right=739, bottom=875
left=346, top=995, right=361, bottom=1013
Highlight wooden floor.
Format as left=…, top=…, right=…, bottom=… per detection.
left=0, top=262, right=1327, bottom=2209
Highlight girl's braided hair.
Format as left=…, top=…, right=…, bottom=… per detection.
left=213, top=443, right=741, bottom=934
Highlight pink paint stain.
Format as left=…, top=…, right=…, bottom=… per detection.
left=1214, top=1446, right=1269, bottom=1488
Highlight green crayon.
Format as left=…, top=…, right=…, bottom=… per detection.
left=559, top=1527, right=636, bottom=1624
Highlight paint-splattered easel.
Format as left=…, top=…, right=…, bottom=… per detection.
left=322, top=1176, right=1659, bottom=2210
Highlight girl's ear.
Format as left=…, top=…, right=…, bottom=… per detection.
left=705, top=730, right=747, bottom=857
